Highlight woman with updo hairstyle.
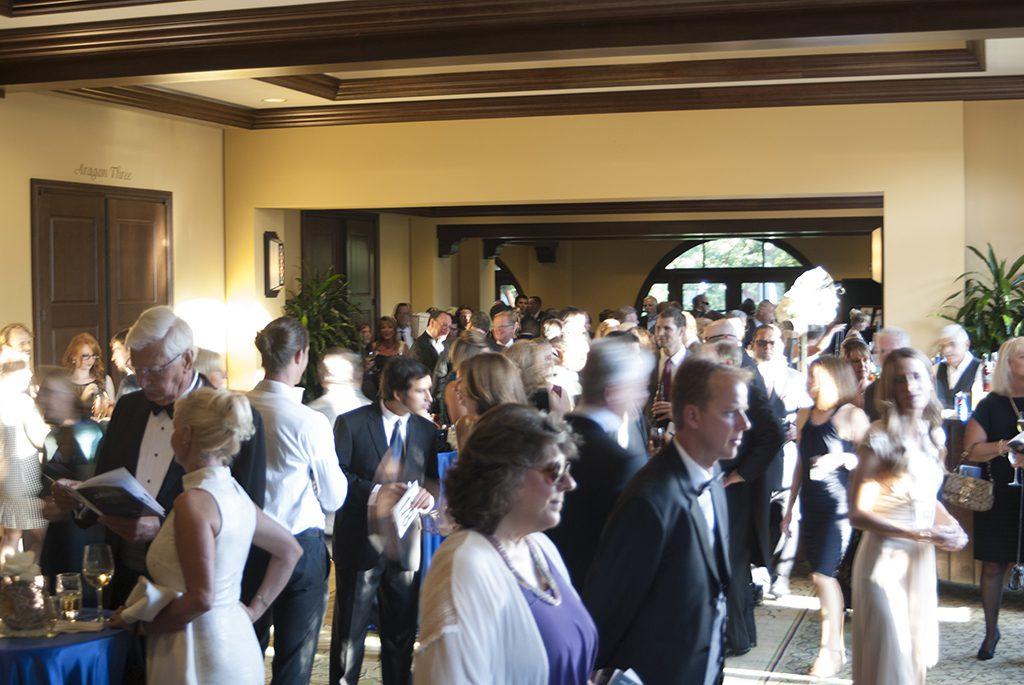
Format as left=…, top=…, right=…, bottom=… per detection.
left=114, top=387, right=302, bottom=685
left=453, top=353, right=528, bottom=449
left=416, top=404, right=596, bottom=684
left=504, top=339, right=566, bottom=416
left=439, top=329, right=489, bottom=426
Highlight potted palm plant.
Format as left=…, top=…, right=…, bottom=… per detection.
left=284, top=267, right=363, bottom=401
left=941, top=243, right=1024, bottom=355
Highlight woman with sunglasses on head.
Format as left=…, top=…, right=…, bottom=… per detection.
left=415, top=404, right=597, bottom=685
left=62, top=332, right=115, bottom=420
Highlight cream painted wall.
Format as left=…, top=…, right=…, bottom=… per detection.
left=224, top=101, right=972, bottom=384
left=379, top=213, right=412, bottom=316
left=965, top=101, right=1024, bottom=270
left=0, top=92, right=225, bottom=349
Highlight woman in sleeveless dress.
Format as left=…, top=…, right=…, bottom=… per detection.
left=112, top=388, right=301, bottom=685
left=849, top=348, right=967, bottom=685
left=781, top=355, right=868, bottom=677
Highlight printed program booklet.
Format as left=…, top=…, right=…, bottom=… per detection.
left=67, top=467, right=166, bottom=518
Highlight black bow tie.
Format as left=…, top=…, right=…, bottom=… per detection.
left=150, top=403, right=174, bottom=418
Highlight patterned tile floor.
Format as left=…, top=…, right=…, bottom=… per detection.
left=269, top=568, right=1024, bottom=684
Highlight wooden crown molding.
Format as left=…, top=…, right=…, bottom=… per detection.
left=372, top=196, right=883, bottom=218
left=1, top=0, right=1022, bottom=87
left=437, top=217, right=882, bottom=257
left=6, top=0, right=181, bottom=16
left=266, top=45, right=983, bottom=102
left=59, top=75, right=1024, bottom=129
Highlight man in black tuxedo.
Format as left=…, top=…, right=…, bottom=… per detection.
left=409, top=309, right=451, bottom=375
left=548, top=337, right=654, bottom=588
left=703, top=317, right=785, bottom=656
left=487, top=307, right=518, bottom=351
left=52, top=306, right=267, bottom=609
left=585, top=358, right=750, bottom=685
left=330, top=357, right=437, bottom=685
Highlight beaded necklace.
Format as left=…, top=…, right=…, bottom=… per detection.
left=486, top=534, right=562, bottom=606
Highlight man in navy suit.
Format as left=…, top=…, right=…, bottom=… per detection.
left=585, top=358, right=751, bottom=685
left=329, top=357, right=437, bottom=685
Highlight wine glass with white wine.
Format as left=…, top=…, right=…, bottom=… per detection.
left=82, top=544, right=114, bottom=623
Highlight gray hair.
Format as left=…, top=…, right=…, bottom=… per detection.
left=318, top=347, right=362, bottom=387
left=580, top=338, right=654, bottom=404
left=937, top=323, right=970, bottom=347
left=875, top=326, right=910, bottom=348
left=126, top=306, right=196, bottom=359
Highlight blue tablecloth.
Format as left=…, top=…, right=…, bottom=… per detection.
left=0, top=626, right=132, bottom=685
left=422, top=450, right=457, bottom=574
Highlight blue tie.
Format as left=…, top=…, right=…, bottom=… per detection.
left=389, top=423, right=404, bottom=463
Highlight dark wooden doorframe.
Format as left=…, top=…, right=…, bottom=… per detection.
left=31, top=178, right=172, bottom=366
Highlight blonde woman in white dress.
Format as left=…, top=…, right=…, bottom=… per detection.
left=849, top=348, right=967, bottom=684
left=112, top=388, right=301, bottom=685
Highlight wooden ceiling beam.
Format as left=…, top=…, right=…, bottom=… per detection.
left=256, top=74, right=340, bottom=101
left=58, top=74, right=1024, bottom=130
left=1, top=0, right=1022, bottom=87
left=437, top=217, right=882, bottom=257
left=329, top=45, right=984, bottom=101
left=6, top=0, right=180, bottom=16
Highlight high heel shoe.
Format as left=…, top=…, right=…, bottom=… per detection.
left=977, top=629, right=1001, bottom=661
left=809, top=648, right=845, bottom=677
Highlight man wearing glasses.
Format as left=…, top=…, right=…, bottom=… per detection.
left=488, top=308, right=518, bottom=351
left=52, top=306, right=267, bottom=610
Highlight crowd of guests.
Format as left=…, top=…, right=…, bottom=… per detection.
left=0, top=289, right=1022, bottom=685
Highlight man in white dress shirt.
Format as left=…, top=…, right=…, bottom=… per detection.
left=650, top=307, right=690, bottom=431
left=308, top=347, right=371, bottom=426
left=249, top=317, right=348, bottom=685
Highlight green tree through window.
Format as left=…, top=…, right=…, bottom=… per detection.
left=667, top=238, right=801, bottom=269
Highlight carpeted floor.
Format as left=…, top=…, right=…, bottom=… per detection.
left=269, top=568, right=1024, bottom=684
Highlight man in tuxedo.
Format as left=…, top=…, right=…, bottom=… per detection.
left=330, top=357, right=437, bottom=685
left=393, top=303, right=414, bottom=349
left=548, top=337, right=654, bottom=588
left=488, top=308, right=518, bottom=351
left=409, top=309, right=451, bottom=374
left=639, top=295, right=659, bottom=332
left=585, top=358, right=749, bottom=685
left=518, top=295, right=543, bottom=339
left=703, top=317, right=785, bottom=655
left=51, top=306, right=267, bottom=610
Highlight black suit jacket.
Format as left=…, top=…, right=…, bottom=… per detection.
left=717, top=354, right=785, bottom=568
left=90, top=378, right=267, bottom=600
left=548, top=414, right=647, bottom=588
left=332, top=403, right=437, bottom=571
left=584, top=443, right=730, bottom=685
left=410, top=332, right=441, bottom=374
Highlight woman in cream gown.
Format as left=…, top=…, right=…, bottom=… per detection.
left=113, top=388, right=301, bottom=685
left=849, top=349, right=967, bottom=684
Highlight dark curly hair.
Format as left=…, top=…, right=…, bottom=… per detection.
left=444, top=403, right=578, bottom=535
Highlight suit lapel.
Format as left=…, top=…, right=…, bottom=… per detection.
left=669, top=444, right=721, bottom=585
left=368, top=405, right=389, bottom=460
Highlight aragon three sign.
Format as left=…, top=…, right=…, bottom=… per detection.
left=74, top=164, right=134, bottom=182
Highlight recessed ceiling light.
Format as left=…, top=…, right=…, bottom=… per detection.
left=262, top=97, right=288, bottom=103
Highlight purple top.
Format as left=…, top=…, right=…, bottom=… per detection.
left=520, top=550, right=598, bottom=685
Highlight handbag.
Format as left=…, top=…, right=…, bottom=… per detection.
left=941, top=450, right=994, bottom=512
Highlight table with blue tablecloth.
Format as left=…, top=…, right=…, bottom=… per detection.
left=0, top=626, right=132, bottom=685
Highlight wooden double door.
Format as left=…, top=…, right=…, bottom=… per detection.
left=31, top=180, right=171, bottom=366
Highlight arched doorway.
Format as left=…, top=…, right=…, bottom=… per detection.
left=637, top=238, right=811, bottom=314
left=495, top=257, right=525, bottom=307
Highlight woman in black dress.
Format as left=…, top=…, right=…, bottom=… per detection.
left=781, top=355, right=869, bottom=677
left=964, top=336, right=1024, bottom=660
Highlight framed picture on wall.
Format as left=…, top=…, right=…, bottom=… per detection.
left=264, top=231, right=285, bottom=297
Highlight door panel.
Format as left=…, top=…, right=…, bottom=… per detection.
left=345, top=217, right=377, bottom=327
left=32, top=186, right=106, bottom=365
left=107, top=196, right=170, bottom=337
left=301, top=211, right=379, bottom=327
